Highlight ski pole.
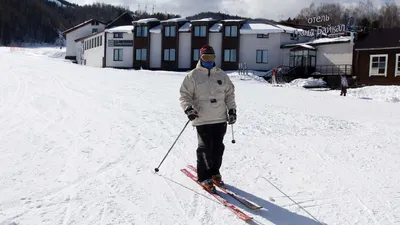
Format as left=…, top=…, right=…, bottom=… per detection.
left=262, top=176, right=323, bottom=224
left=231, top=124, right=236, bottom=144
left=154, top=119, right=190, bottom=173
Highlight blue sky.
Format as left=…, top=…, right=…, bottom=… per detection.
left=67, top=0, right=392, bottom=21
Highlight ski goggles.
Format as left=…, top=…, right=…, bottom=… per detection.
left=201, top=54, right=215, bottom=62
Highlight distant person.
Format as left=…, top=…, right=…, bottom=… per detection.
left=340, top=75, right=348, bottom=96
left=179, top=45, right=237, bottom=193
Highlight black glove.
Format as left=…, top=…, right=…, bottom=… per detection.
left=185, top=106, right=198, bottom=121
left=228, top=109, right=236, bottom=124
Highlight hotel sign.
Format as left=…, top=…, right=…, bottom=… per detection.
left=295, top=14, right=351, bottom=37
left=108, top=40, right=133, bottom=47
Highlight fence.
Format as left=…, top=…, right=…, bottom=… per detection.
left=238, top=62, right=248, bottom=75
left=313, top=65, right=352, bottom=76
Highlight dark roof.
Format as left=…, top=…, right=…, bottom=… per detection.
left=63, top=19, right=106, bottom=35
left=354, top=27, right=400, bottom=50
left=105, top=12, right=134, bottom=29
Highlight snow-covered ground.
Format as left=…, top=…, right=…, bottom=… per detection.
left=1, top=47, right=400, bottom=225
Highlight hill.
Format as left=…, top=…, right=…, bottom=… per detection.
left=1, top=46, right=400, bottom=225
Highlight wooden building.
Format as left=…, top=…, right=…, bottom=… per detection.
left=353, top=28, right=400, bottom=85
left=132, top=18, right=160, bottom=69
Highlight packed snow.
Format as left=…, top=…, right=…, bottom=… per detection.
left=1, top=46, right=400, bottom=225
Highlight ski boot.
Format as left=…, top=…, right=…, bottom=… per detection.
left=212, top=174, right=224, bottom=186
left=201, top=179, right=216, bottom=193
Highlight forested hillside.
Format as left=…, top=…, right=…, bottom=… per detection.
left=0, top=0, right=180, bottom=46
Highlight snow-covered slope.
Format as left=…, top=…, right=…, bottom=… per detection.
left=1, top=47, right=400, bottom=225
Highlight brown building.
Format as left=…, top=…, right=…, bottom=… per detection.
left=353, top=28, right=400, bottom=85
left=220, top=19, right=246, bottom=70
left=190, top=18, right=219, bottom=68
left=160, top=18, right=188, bottom=70
left=132, top=18, right=160, bottom=69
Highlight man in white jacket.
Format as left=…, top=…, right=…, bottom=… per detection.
left=179, top=45, right=237, bottom=192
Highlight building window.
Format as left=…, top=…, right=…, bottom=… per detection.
left=164, top=49, right=176, bottom=61
left=100, top=36, right=102, bottom=46
left=194, top=25, right=206, bottom=37
left=256, top=50, right=268, bottom=63
left=136, top=48, right=147, bottom=61
left=136, top=26, right=148, bottom=37
left=113, top=49, right=123, bottom=61
left=92, top=28, right=98, bottom=34
left=369, top=54, right=387, bottom=77
left=193, top=49, right=200, bottom=61
left=224, top=49, right=236, bottom=62
left=224, top=25, right=237, bottom=37
left=114, top=32, right=123, bottom=38
left=396, top=54, right=400, bottom=77
left=165, top=26, right=176, bottom=37
left=257, top=34, right=269, bottom=38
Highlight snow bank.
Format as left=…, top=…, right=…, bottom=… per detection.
left=225, top=70, right=269, bottom=83
left=285, top=78, right=327, bottom=88
left=344, top=85, right=400, bottom=103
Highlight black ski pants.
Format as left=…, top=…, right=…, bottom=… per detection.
left=196, top=122, right=227, bottom=182
left=340, top=86, right=347, bottom=96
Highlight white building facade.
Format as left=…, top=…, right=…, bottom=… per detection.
left=63, top=19, right=106, bottom=60
left=104, top=26, right=134, bottom=68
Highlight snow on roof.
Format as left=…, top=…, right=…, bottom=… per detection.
left=190, top=18, right=217, bottom=22
left=161, top=17, right=187, bottom=23
left=310, top=36, right=351, bottom=44
left=135, top=18, right=159, bottom=23
left=240, top=23, right=284, bottom=34
left=274, top=24, right=304, bottom=33
left=209, top=23, right=223, bottom=32
left=281, top=36, right=352, bottom=48
left=105, top=25, right=134, bottom=33
left=150, top=24, right=163, bottom=33
left=222, top=19, right=246, bottom=22
left=298, top=44, right=315, bottom=50
left=179, top=22, right=191, bottom=32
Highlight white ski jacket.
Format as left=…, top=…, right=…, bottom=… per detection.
left=179, top=61, right=236, bottom=126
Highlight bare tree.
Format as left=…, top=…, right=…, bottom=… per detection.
left=379, top=2, right=400, bottom=28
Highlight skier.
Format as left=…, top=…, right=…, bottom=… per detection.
left=340, top=75, right=348, bottom=96
left=179, top=45, right=237, bottom=192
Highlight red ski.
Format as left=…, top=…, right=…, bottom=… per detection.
left=187, top=165, right=262, bottom=210
left=180, top=168, right=252, bottom=221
